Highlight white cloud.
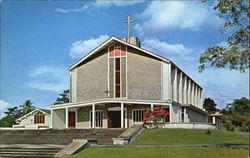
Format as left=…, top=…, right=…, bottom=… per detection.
left=27, top=66, right=68, bottom=92
left=95, top=0, right=143, bottom=7
left=56, top=1, right=143, bottom=13
left=135, top=1, right=222, bottom=35
left=0, top=100, right=12, bottom=118
left=142, top=38, right=192, bottom=55
left=69, top=35, right=109, bottom=58
left=55, top=5, right=89, bottom=13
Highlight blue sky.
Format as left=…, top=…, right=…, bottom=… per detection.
left=0, top=1, right=249, bottom=118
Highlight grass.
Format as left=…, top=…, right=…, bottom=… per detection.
left=129, top=129, right=249, bottom=145
left=69, top=129, right=249, bottom=158
left=70, top=146, right=249, bottom=158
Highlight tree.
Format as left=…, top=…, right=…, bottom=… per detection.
left=0, top=107, right=21, bottom=127
left=199, top=0, right=249, bottom=73
left=54, top=89, right=69, bottom=105
left=20, top=100, right=35, bottom=115
left=203, top=98, right=218, bottom=114
left=144, top=106, right=169, bottom=128
left=221, top=97, right=250, bottom=131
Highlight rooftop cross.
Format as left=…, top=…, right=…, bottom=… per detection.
left=123, top=16, right=135, bottom=43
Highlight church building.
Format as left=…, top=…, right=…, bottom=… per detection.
left=50, top=36, right=208, bottom=129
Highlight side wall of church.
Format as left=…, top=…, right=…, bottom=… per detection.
left=186, top=108, right=208, bottom=123
left=171, top=104, right=181, bottom=122
left=53, top=109, right=66, bottom=129
left=74, top=49, right=108, bottom=102
left=127, top=47, right=162, bottom=100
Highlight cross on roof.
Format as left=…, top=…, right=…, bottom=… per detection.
left=123, top=16, right=135, bottom=43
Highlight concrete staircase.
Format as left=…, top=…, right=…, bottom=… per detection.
left=0, top=129, right=126, bottom=157
left=0, top=144, right=65, bottom=158
left=0, top=128, right=126, bottom=145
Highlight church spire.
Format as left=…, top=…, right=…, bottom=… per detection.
left=123, top=16, right=135, bottom=43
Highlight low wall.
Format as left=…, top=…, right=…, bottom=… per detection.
left=159, top=123, right=216, bottom=129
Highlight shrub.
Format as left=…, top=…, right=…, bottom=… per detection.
left=206, top=129, right=212, bottom=135
left=223, top=120, right=235, bottom=132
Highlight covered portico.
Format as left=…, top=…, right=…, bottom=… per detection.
left=50, top=99, right=172, bottom=129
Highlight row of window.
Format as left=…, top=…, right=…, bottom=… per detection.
left=88, top=108, right=170, bottom=127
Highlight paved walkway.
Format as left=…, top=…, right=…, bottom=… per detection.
left=237, top=132, right=249, bottom=136
left=124, top=144, right=249, bottom=147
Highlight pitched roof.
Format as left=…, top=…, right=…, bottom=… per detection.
left=69, top=36, right=170, bottom=71
left=16, top=108, right=51, bottom=122
left=69, top=36, right=202, bottom=89
left=39, top=108, right=51, bottom=115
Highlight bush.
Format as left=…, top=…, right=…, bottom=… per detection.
left=206, top=129, right=212, bottom=135
left=223, top=120, right=235, bottom=132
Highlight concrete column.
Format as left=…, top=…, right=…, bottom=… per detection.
left=92, top=104, right=95, bottom=128
left=173, top=68, right=178, bottom=102
left=184, top=107, right=187, bottom=122
left=188, top=80, right=191, bottom=104
left=183, top=76, right=187, bottom=104
left=200, top=89, right=203, bottom=108
left=167, top=64, right=172, bottom=100
left=179, top=72, right=183, bottom=104
left=66, top=107, right=68, bottom=128
left=151, top=104, right=154, bottom=111
left=212, top=116, right=216, bottom=124
left=194, top=85, right=196, bottom=106
left=196, top=86, right=199, bottom=107
left=121, top=102, right=124, bottom=128
left=191, top=82, right=194, bottom=105
left=125, top=108, right=127, bottom=128
left=197, top=87, right=200, bottom=108
left=51, top=109, right=53, bottom=128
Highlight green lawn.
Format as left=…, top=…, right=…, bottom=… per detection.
left=69, top=129, right=249, bottom=158
left=70, top=146, right=249, bottom=158
left=130, top=129, right=249, bottom=145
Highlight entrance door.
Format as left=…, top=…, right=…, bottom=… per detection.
left=108, top=111, right=121, bottom=128
left=68, top=111, right=76, bottom=129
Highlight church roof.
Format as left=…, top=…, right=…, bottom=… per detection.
left=69, top=36, right=170, bottom=71
left=69, top=36, right=202, bottom=89
left=16, top=108, right=51, bottom=122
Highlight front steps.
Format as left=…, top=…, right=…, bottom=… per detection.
left=0, top=144, right=65, bottom=158
left=0, top=128, right=126, bottom=157
left=0, top=128, right=126, bottom=145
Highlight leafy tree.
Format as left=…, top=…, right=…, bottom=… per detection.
left=199, top=0, right=249, bottom=73
left=221, top=97, right=250, bottom=131
left=20, top=100, right=35, bottom=115
left=203, top=98, right=218, bottom=114
left=0, top=107, right=21, bottom=127
left=54, top=89, right=69, bottom=105
left=221, top=97, right=250, bottom=115
left=144, top=106, right=169, bottom=129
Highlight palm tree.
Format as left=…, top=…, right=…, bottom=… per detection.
left=20, top=100, right=35, bottom=115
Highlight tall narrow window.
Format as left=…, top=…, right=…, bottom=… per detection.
left=90, top=111, right=103, bottom=127
left=109, top=43, right=127, bottom=98
left=132, top=109, right=145, bottom=123
left=115, top=58, right=121, bottom=98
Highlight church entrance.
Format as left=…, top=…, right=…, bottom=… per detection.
left=68, top=111, right=76, bottom=129
left=108, top=111, right=121, bottom=128
left=107, top=107, right=126, bottom=128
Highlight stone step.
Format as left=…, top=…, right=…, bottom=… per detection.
left=0, top=151, right=57, bottom=155
left=0, top=129, right=126, bottom=145
left=0, top=154, right=54, bottom=158
left=0, top=148, right=61, bottom=152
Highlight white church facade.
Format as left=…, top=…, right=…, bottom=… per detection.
left=50, top=36, right=208, bottom=129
